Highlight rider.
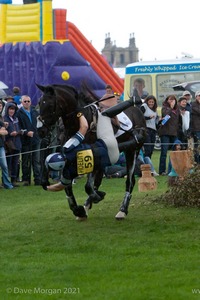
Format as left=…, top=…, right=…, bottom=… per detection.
left=45, top=95, right=145, bottom=191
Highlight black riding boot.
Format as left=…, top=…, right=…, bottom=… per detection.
left=119, top=140, right=139, bottom=152
left=118, top=128, right=146, bottom=152
left=101, top=98, right=134, bottom=118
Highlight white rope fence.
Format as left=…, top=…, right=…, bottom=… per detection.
left=0, top=140, right=199, bottom=160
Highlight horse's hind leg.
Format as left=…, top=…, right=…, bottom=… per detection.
left=65, top=184, right=87, bottom=220
left=115, top=152, right=136, bottom=220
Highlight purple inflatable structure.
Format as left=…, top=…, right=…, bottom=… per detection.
left=0, top=41, right=106, bottom=105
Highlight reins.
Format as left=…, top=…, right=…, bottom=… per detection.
left=61, top=96, right=115, bottom=118
left=38, top=91, right=117, bottom=143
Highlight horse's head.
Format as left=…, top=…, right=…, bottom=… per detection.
left=36, top=83, right=80, bottom=138
left=36, top=84, right=59, bottom=138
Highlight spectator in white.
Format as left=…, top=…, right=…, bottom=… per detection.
left=140, top=95, right=159, bottom=159
left=177, top=96, right=190, bottom=147
left=182, top=90, right=192, bottom=112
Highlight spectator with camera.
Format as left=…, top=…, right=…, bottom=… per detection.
left=158, top=94, right=181, bottom=175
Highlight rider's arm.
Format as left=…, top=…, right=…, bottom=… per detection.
left=63, top=114, right=88, bottom=153
left=78, top=114, right=89, bottom=136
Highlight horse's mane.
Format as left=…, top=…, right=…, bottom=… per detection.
left=78, top=82, right=99, bottom=108
left=51, top=82, right=99, bottom=109
left=52, top=84, right=79, bottom=99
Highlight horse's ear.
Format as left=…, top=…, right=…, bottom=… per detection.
left=36, top=83, right=55, bottom=95
left=36, top=83, right=45, bottom=92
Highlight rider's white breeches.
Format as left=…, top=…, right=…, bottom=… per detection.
left=96, top=112, right=119, bottom=164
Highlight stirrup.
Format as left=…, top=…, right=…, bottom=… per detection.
left=118, top=140, right=138, bottom=152
left=118, top=128, right=145, bottom=152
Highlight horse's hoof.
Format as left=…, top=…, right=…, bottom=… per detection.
left=92, top=190, right=106, bottom=203
left=115, top=211, right=126, bottom=220
left=76, top=216, right=87, bottom=221
left=84, top=198, right=93, bottom=210
left=89, top=193, right=101, bottom=203
left=96, top=190, right=106, bottom=198
left=84, top=205, right=90, bottom=215
left=73, top=205, right=87, bottom=218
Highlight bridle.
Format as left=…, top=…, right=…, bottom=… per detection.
left=37, top=115, right=53, bottom=132
left=38, top=92, right=115, bottom=144
left=37, top=93, right=63, bottom=130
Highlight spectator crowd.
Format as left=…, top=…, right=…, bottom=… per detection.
left=103, top=84, right=200, bottom=179
left=0, top=84, right=199, bottom=189
left=0, top=87, right=42, bottom=189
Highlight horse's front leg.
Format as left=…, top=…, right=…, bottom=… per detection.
left=65, top=183, right=88, bottom=220
left=40, top=166, right=50, bottom=190
left=115, top=151, right=136, bottom=220
left=93, top=169, right=106, bottom=200
left=84, top=171, right=106, bottom=214
left=40, top=141, right=51, bottom=189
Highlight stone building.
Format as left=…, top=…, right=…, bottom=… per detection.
left=101, top=32, right=139, bottom=68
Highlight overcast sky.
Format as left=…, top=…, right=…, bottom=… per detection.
left=13, top=0, right=200, bottom=61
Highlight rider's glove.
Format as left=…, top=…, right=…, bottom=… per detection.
left=63, top=131, right=84, bottom=154
left=42, top=183, right=47, bottom=191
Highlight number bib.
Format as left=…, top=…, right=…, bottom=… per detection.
left=77, top=149, right=94, bottom=175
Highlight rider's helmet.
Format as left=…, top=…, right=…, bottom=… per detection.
left=45, top=152, right=65, bottom=171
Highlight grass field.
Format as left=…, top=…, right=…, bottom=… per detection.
left=1, top=151, right=200, bottom=300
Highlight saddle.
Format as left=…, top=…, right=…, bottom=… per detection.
left=89, top=105, right=133, bottom=138
left=114, top=112, right=132, bottom=138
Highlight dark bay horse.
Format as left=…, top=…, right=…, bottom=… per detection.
left=36, top=83, right=146, bottom=220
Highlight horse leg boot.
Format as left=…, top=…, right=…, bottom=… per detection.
left=84, top=172, right=106, bottom=215
left=115, top=151, right=137, bottom=220
left=101, top=98, right=134, bottom=118
left=65, top=184, right=87, bottom=220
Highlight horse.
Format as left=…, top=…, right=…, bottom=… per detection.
left=36, top=83, right=146, bottom=220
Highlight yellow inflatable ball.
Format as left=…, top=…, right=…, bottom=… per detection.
left=61, top=71, right=70, bottom=81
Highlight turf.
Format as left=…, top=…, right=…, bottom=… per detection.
left=1, top=168, right=199, bottom=300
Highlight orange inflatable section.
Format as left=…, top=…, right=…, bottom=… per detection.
left=67, top=21, right=124, bottom=94
left=53, top=9, right=67, bottom=40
